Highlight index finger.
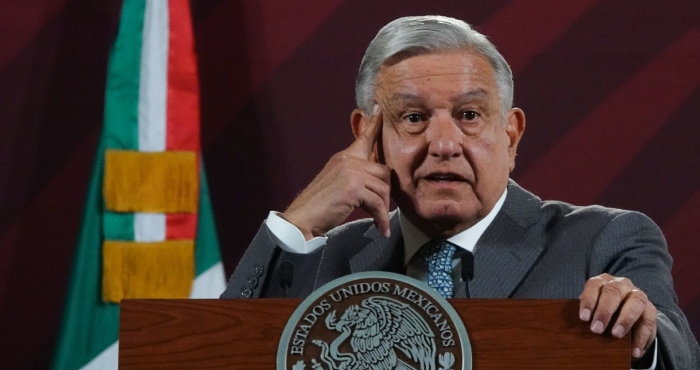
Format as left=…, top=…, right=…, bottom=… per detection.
left=348, top=104, right=383, bottom=160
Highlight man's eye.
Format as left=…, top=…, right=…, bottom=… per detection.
left=461, top=111, right=479, bottom=121
left=404, top=113, right=423, bottom=123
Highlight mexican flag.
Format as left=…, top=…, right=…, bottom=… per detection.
left=51, top=0, right=226, bottom=369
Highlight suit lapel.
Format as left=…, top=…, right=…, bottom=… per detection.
left=349, top=212, right=404, bottom=274
left=470, top=181, right=546, bottom=298
left=344, top=181, right=545, bottom=298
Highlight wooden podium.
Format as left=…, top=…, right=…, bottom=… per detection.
left=119, top=299, right=629, bottom=369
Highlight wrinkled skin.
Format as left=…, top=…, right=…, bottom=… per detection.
left=352, top=51, right=524, bottom=238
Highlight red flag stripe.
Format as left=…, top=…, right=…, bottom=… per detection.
left=166, top=0, right=200, bottom=152
left=166, top=213, right=197, bottom=240
left=517, top=28, right=700, bottom=205
left=166, top=0, right=200, bottom=239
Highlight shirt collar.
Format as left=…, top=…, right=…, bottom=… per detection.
left=399, top=188, right=508, bottom=266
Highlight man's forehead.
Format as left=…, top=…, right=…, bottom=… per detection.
left=374, top=51, right=498, bottom=99
left=378, top=50, right=493, bottom=76
left=386, top=90, right=490, bottom=104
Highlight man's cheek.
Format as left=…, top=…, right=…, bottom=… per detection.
left=479, top=125, right=512, bottom=151
left=385, top=136, right=421, bottom=161
left=461, top=139, right=488, bottom=161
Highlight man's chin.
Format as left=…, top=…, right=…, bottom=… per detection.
left=412, top=202, right=480, bottom=237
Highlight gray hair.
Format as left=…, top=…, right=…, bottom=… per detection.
left=355, top=16, right=513, bottom=115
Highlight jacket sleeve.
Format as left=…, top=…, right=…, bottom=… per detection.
left=590, top=211, right=700, bottom=369
left=220, top=221, right=323, bottom=299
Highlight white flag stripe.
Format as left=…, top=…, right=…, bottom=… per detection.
left=138, top=0, right=168, bottom=152
left=134, top=213, right=166, bottom=242
left=189, top=262, right=227, bottom=298
left=79, top=341, right=118, bottom=370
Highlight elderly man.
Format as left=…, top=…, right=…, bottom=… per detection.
left=221, top=16, right=699, bottom=368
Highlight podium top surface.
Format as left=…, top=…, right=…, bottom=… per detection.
left=119, top=299, right=629, bottom=369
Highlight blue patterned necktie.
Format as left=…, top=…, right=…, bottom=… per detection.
left=418, top=240, right=458, bottom=299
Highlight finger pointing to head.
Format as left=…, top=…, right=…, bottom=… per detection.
left=348, top=104, right=383, bottom=159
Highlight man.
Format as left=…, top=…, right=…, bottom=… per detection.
left=221, top=16, right=699, bottom=369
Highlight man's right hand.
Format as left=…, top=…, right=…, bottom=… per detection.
left=282, top=104, right=392, bottom=240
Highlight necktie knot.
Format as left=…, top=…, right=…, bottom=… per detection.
left=419, top=240, right=457, bottom=298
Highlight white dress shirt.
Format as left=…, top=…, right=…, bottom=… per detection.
left=266, top=190, right=506, bottom=262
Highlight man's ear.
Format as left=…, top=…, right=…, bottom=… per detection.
left=505, top=108, right=526, bottom=172
left=350, top=108, right=368, bottom=139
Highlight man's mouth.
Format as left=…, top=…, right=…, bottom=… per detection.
left=423, top=173, right=467, bottom=183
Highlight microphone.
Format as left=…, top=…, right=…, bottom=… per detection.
left=460, top=252, right=474, bottom=298
left=280, top=260, right=294, bottom=298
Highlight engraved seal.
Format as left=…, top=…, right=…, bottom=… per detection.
left=278, top=272, right=472, bottom=370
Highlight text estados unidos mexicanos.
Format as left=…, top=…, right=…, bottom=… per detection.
left=289, top=282, right=456, bottom=356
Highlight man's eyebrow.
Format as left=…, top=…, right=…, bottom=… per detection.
left=388, top=93, right=424, bottom=104
left=451, top=89, right=489, bottom=103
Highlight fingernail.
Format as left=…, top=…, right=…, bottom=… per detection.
left=384, top=229, right=391, bottom=238
left=632, top=347, right=642, bottom=358
left=612, top=325, right=625, bottom=338
left=579, top=308, right=591, bottom=321
left=373, top=104, right=379, bottom=115
left=591, top=320, right=604, bottom=334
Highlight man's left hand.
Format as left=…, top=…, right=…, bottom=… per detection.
left=579, top=273, right=657, bottom=359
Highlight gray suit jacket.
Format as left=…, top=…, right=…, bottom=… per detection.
left=222, top=180, right=699, bottom=369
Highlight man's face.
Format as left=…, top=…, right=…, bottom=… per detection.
left=373, top=51, right=525, bottom=238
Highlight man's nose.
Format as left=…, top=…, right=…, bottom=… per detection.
left=426, top=114, right=462, bottom=160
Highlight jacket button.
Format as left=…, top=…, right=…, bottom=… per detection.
left=240, top=288, right=252, bottom=298
left=247, top=276, right=259, bottom=288
left=254, top=264, right=264, bottom=277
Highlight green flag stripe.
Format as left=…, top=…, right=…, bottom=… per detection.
left=102, top=0, right=146, bottom=244
left=103, top=212, right=136, bottom=241
left=51, top=136, right=119, bottom=370
left=52, top=1, right=147, bottom=369
left=103, top=0, right=146, bottom=151
left=195, top=163, right=223, bottom=275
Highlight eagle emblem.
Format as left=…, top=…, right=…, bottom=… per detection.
left=310, top=296, right=450, bottom=370
left=278, top=272, right=470, bottom=370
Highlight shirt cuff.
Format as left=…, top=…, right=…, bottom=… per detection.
left=265, top=211, right=327, bottom=254
left=631, top=338, right=657, bottom=370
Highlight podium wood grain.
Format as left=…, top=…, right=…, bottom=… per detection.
left=119, top=299, right=629, bottom=369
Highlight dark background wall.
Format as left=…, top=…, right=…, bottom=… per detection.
left=0, top=0, right=698, bottom=368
